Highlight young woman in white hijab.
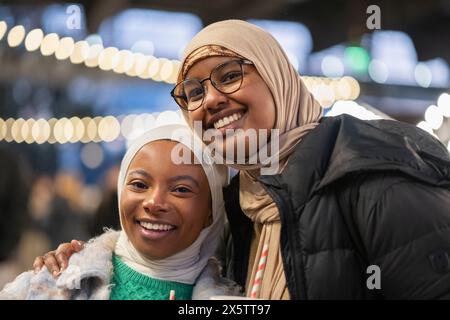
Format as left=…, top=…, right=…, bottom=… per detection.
left=1, top=124, right=239, bottom=300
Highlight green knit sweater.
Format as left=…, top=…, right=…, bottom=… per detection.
left=109, top=254, right=194, bottom=300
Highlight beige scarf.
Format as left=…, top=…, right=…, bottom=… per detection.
left=178, top=20, right=323, bottom=299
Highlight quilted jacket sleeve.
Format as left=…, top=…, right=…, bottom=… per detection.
left=354, top=174, right=450, bottom=299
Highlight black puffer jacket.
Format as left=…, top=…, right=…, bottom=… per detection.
left=221, top=114, right=450, bottom=299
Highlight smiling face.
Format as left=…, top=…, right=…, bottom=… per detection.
left=120, top=140, right=212, bottom=260
left=184, top=56, right=276, bottom=160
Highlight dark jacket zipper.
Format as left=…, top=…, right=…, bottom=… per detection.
left=259, top=177, right=308, bottom=300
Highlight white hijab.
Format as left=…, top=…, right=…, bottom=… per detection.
left=115, top=124, right=229, bottom=284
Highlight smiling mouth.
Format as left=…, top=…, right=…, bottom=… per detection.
left=137, top=220, right=175, bottom=231
left=213, top=111, right=244, bottom=129
left=135, top=220, right=177, bottom=240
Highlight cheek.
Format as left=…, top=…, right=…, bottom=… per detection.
left=181, top=197, right=211, bottom=232
left=188, top=109, right=203, bottom=125
left=241, top=83, right=276, bottom=130
left=246, top=99, right=276, bottom=130
left=120, top=193, right=140, bottom=224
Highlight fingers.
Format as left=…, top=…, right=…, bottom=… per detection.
left=43, top=252, right=61, bottom=278
left=33, top=256, right=45, bottom=274
left=34, top=240, right=86, bottom=278
left=54, top=240, right=85, bottom=271
left=70, top=239, right=85, bottom=252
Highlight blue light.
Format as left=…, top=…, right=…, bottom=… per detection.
left=424, top=58, right=449, bottom=87
left=308, top=45, right=346, bottom=76
left=41, top=3, right=87, bottom=39
left=0, top=6, right=14, bottom=27
left=248, top=19, right=313, bottom=73
left=370, top=30, right=417, bottom=85
left=98, top=9, right=202, bottom=59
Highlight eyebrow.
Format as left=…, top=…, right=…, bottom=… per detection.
left=127, top=169, right=152, bottom=179
left=127, top=170, right=200, bottom=188
left=168, top=175, right=200, bottom=188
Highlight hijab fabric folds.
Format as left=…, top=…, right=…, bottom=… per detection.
left=179, top=20, right=323, bottom=298
left=115, top=124, right=229, bottom=284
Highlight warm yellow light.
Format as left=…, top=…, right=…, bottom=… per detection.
left=125, top=65, right=137, bottom=77
left=113, top=50, right=134, bottom=74
left=168, top=60, right=181, bottom=84
left=40, top=33, right=60, bottom=56
left=98, top=116, right=120, bottom=142
left=126, top=53, right=145, bottom=77
left=121, top=114, right=136, bottom=139
left=92, top=117, right=103, bottom=142
left=159, top=59, right=174, bottom=82
left=18, top=119, right=29, bottom=143
left=54, top=118, right=70, bottom=144
left=63, top=118, right=74, bottom=142
left=55, top=37, right=75, bottom=60
left=11, top=118, right=25, bottom=143
left=315, top=84, right=335, bottom=108
left=70, top=40, right=90, bottom=64
left=7, top=25, right=26, bottom=47
left=4, top=118, right=14, bottom=143
left=0, top=118, right=5, bottom=141
left=25, top=28, right=44, bottom=52
left=98, top=47, right=119, bottom=71
left=337, top=77, right=352, bottom=100
left=0, top=21, right=7, bottom=41
left=134, top=54, right=149, bottom=78
left=32, top=119, right=51, bottom=144
left=85, top=44, right=103, bottom=68
left=69, top=117, right=84, bottom=143
left=23, top=119, right=35, bottom=144
left=83, top=117, right=97, bottom=143
left=344, top=76, right=360, bottom=100
left=80, top=117, right=93, bottom=143
left=147, top=58, right=160, bottom=79
left=47, top=118, right=57, bottom=144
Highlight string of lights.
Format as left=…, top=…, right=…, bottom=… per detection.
left=0, top=20, right=361, bottom=107
left=0, top=111, right=185, bottom=144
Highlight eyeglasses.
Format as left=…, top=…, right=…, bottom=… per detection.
left=171, top=59, right=253, bottom=111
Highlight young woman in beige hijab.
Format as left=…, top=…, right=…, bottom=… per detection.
left=34, top=20, right=450, bottom=300
left=171, top=19, right=450, bottom=300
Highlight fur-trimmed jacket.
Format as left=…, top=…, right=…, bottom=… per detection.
left=0, top=230, right=241, bottom=300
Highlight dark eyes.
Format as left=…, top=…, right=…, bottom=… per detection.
left=172, top=186, right=192, bottom=194
left=220, top=71, right=242, bottom=84
left=186, top=88, right=204, bottom=102
left=129, top=181, right=148, bottom=190
left=128, top=181, right=193, bottom=195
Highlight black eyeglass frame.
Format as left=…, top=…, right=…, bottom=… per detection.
left=170, top=59, right=253, bottom=111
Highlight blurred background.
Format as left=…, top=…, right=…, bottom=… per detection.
left=0, top=0, right=449, bottom=287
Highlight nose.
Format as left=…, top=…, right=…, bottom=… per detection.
left=202, top=81, right=228, bottom=114
left=142, top=189, right=169, bottom=214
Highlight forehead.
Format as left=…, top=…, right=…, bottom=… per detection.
left=185, top=56, right=238, bottom=80
left=128, top=140, right=206, bottom=178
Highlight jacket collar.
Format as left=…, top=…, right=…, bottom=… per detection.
left=260, top=114, right=450, bottom=206
left=55, top=230, right=240, bottom=299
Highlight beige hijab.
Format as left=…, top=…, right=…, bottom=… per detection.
left=178, top=20, right=323, bottom=299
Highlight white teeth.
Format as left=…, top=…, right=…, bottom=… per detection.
left=214, top=113, right=243, bottom=129
left=139, top=221, right=174, bottom=231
